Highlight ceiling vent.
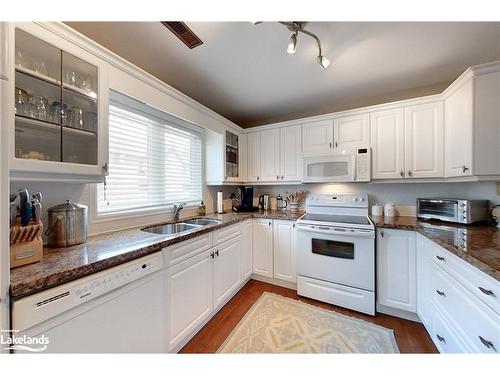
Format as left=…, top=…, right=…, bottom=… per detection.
left=161, top=21, right=203, bottom=49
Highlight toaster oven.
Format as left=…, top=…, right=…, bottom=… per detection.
left=417, top=198, right=489, bottom=224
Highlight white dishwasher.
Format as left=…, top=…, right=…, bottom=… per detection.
left=12, top=252, right=167, bottom=353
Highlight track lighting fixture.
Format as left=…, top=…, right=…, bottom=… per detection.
left=254, top=21, right=330, bottom=70
left=287, top=32, right=298, bottom=54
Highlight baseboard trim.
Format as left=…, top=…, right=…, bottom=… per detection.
left=376, top=303, right=421, bottom=323
left=251, top=274, right=297, bottom=290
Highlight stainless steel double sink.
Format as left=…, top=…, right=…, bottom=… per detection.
left=141, top=218, right=221, bottom=236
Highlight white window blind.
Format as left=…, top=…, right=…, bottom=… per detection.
left=97, top=91, right=203, bottom=215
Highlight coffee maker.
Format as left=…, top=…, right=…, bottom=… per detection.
left=231, top=186, right=257, bottom=212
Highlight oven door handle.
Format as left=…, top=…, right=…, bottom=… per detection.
left=296, top=225, right=375, bottom=238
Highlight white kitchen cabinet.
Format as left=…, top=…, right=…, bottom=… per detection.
left=273, top=220, right=296, bottom=283
left=404, top=102, right=444, bottom=178
left=213, top=235, right=241, bottom=309
left=333, top=113, right=369, bottom=153
left=205, top=128, right=245, bottom=184
left=240, top=219, right=253, bottom=280
left=165, top=249, right=214, bottom=351
left=260, top=128, right=280, bottom=182
left=445, top=70, right=500, bottom=178
left=302, top=119, right=333, bottom=154
left=370, top=108, right=405, bottom=179
left=247, top=131, right=261, bottom=182
left=377, top=229, right=416, bottom=313
left=252, top=219, right=274, bottom=277
left=280, top=125, right=302, bottom=181
left=416, top=234, right=433, bottom=328
left=8, top=22, right=109, bottom=182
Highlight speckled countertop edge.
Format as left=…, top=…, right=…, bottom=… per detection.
left=370, top=215, right=500, bottom=282
left=10, top=210, right=304, bottom=300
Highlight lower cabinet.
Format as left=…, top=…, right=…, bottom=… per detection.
left=240, top=219, right=253, bottom=280
left=416, top=233, right=500, bottom=353
left=273, top=220, right=297, bottom=282
left=165, top=223, right=248, bottom=352
left=252, top=219, right=274, bottom=277
left=377, top=229, right=417, bottom=313
left=165, top=249, right=214, bottom=351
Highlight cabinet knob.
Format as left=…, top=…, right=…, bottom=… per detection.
left=436, top=289, right=446, bottom=297
left=479, top=336, right=495, bottom=351
left=478, top=287, right=495, bottom=296
left=277, top=175, right=279, bottom=180
left=210, top=252, right=215, bottom=259
left=329, top=142, right=332, bottom=148
left=436, top=334, right=446, bottom=343
left=400, top=171, right=404, bottom=177
left=380, top=230, right=384, bottom=238
left=462, top=165, right=469, bottom=173
left=407, top=170, right=413, bottom=177
left=269, top=221, right=271, bottom=226
left=257, top=176, right=259, bottom=180
left=281, top=176, right=284, bottom=179
left=335, top=141, right=338, bottom=148
left=215, top=250, right=219, bottom=257
left=102, top=162, right=109, bottom=173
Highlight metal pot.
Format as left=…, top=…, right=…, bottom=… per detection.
left=45, top=200, right=88, bottom=247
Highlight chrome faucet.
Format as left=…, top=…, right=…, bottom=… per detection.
left=173, top=203, right=184, bottom=221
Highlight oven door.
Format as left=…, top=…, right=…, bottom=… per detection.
left=296, top=224, right=375, bottom=291
left=302, top=155, right=355, bottom=183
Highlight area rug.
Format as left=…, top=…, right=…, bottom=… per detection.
left=218, top=292, right=399, bottom=353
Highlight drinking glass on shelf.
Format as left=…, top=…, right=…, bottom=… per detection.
left=14, top=87, right=29, bottom=116
left=15, top=49, right=30, bottom=70
left=70, top=107, right=84, bottom=129
left=33, top=61, right=49, bottom=77
left=33, top=96, right=49, bottom=121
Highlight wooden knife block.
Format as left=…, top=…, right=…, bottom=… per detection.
left=10, top=221, right=43, bottom=269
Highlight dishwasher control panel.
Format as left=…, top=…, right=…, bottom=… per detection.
left=73, top=255, right=162, bottom=303
left=13, top=253, right=163, bottom=332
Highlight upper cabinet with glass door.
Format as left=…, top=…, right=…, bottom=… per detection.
left=225, top=130, right=239, bottom=180
left=10, top=23, right=108, bottom=182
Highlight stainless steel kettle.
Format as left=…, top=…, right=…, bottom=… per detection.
left=258, top=194, right=270, bottom=211
left=45, top=200, right=88, bottom=247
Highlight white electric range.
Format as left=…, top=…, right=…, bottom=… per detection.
left=296, top=193, right=376, bottom=315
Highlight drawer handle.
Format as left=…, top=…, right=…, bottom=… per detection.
left=436, top=290, right=446, bottom=297
left=479, top=336, right=496, bottom=351
left=436, top=334, right=446, bottom=343
left=15, top=251, right=35, bottom=260
left=436, top=255, right=445, bottom=262
left=478, top=287, right=495, bottom=296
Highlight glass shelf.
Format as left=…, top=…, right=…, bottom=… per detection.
left=15, top=118, right=61, bottom=162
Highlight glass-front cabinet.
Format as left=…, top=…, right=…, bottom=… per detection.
left=8, top=23, right=108, bottom=181
left=225, top=130, right=239, bottom=180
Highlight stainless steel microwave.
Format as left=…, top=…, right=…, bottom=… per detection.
left=417, top=198, right=489, bottom=224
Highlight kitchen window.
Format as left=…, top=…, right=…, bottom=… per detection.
left=97, top=91, right=203, bottom=215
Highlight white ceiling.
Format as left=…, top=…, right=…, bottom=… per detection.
left=66, top=22, right=500, bottom=127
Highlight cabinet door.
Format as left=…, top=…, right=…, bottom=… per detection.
left=273, top=220, right=296, bottom=282
left=247, top=131, right=261, bottom=182
left=260, top=128, right=280, bottom=182
left=302, top=120, right=333, bottom=154
left=444, top=80, right=473, bottom=177
left=252, top=219, right=273, bottom=277
left=370, top=108, right=405, bottom=179
left=404, top=102, right=444, bottom=178
left=377, top=229, right=416, bottom=312
left=240, top=220, right=253, bottom=280
left=416, top=234, right=434, bottom=328
left=280, top=125, right=302, bottom=181
left=213, top=236, right=241, bottom=309
left=166, top=249, right=213, bottom=350
left=333, top=113, right=369, bottom=153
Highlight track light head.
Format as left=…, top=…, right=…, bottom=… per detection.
left=317, top=55, right=330, bottom=69
left=287, top=32, right=298, bottom=54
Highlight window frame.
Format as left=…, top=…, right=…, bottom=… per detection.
left=90, top=90, right=206, bottom=224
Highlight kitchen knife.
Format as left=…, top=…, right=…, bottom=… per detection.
left=32, top=199, right=42, bottom=224
left=32, top=192, right=42, bottom=204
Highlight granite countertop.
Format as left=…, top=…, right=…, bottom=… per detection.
left=371, top=216, right=500, bottom=281
left=10, top=210, right=305, bottom=300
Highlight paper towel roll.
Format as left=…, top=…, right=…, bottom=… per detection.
left=217, top=191, right=224, bottom=214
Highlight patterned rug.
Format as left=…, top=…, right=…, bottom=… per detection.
left=218, top=292, right=400, bottom=353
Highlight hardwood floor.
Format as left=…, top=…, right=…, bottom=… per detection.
left=180, top=279, right=438, bottom=353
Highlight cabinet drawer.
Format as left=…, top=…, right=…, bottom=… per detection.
left=431, top=262, right=500, bottom=353
left=163, top=233, right=213, bottom=268
left=431, top=242, right=500, bottom=315
left=431, top=303, right=470, bottom=353
left=213, top=223, right=241, bottom=245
